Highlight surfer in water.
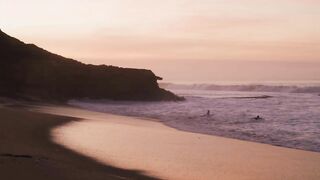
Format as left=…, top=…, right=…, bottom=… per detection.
left=254, top=115, right=262, bottom=120
left=206, top=110, right=210, bottom=117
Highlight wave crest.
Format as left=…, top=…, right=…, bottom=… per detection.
left=161, top=83, right=320, bottom=93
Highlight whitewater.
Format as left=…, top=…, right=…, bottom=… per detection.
left=69, top=82, right=320, bottom=152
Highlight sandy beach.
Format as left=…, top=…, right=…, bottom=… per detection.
left=2, top=1, right=320, bottom=179
left=0, top=105, right=157, bottom=180
left=34, top=105, right=320, bottom=180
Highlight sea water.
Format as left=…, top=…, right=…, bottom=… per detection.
left=69, top=82, right=320, bottom=152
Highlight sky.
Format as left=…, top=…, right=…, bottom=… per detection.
left=1, top=0, right=320, bottom=83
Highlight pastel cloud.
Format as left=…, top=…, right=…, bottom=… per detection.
left=1, top=0, right=319, bottom=63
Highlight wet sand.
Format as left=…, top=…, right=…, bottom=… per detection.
left=0, top=106, right=158, bottom=180
left=36, top=105, right=320, bottom=180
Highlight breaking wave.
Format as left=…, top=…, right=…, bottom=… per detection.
left=69, top=81, right=320, bottom=152
left=161, top=83, right=320, bottom=94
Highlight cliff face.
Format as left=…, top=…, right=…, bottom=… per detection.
left=0, top=29, right=182, bottom=101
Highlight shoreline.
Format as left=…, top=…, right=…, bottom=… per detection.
left=36, top=104, right=320, bottom=180
left=68, top=101, right=320, bottom=153
left=1, top=102, right=320, bottom=179
left=0, top=105, right=158, bottom=180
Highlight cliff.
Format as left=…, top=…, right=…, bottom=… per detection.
left=0, top=29, right=182, bottom=101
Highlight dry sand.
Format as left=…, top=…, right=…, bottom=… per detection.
left=34, top=105, right=320, bottom=180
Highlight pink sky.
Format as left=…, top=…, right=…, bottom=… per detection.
left=1, top=0, right=319, bottom=82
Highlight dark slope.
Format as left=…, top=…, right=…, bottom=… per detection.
left=0, top=29, right=182, bottom=101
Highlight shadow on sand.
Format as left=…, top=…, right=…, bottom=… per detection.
left=0, top=107, right=160, bottom=180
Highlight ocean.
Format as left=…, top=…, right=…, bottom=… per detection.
left=69, top=81, right=320, bottom=152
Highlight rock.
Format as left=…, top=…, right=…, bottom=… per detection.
left=0, top=30, right=183, bottom=101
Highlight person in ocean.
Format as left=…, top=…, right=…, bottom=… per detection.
left=206, top=110, right=210, bottom=117
left=254, top=115, right=262, bottom=120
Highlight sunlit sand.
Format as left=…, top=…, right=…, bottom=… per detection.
left=35, top=106, right=320, bottom=180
